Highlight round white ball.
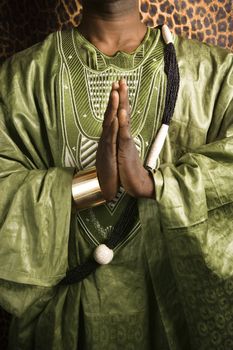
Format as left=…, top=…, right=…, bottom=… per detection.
left=93, top=244, right=114, bottom=265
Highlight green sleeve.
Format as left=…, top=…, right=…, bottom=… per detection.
left=139, top=43, right=233, bottom=347
left=0, top=33, right=74, bottom=293
left=154, top=43, right=233, bottom=229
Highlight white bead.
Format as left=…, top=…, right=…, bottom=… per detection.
left=162, top=24, right=173, bottom=44
left=146, top=124, right=169, bottom=171
left=93, top=244, right=114, bottom=265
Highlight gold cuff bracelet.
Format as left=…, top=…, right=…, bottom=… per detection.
left=72, top=167, right=106, bottom=210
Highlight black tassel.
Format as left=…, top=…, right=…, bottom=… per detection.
left=162, top=42, right=180, bottom=125
left=59, top=198, right=138, bottom=285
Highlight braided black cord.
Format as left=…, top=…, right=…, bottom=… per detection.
left=107, top=197, right=137, bottom=249
left=59, top=197, right=137, bottom=285
left=162, top=43, right=180, bottom=125
left=59, top=258, right=99, bottom=285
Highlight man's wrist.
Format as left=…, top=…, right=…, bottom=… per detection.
left=142, top=170, right=156, bottom=199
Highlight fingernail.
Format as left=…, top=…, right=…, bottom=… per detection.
left=112, top=81, right=119, bottom=89
left=120, top=78, right=127, bottom=85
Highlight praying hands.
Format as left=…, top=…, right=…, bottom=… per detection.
left=96, top=79, right=155, bottom=201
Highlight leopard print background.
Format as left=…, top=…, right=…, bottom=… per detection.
left=0, top=0, right=232, bottom=63
left=140, top=0, right=233, bottom=49
left=0, top=0, right=232, bottom=348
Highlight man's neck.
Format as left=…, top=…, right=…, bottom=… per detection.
left=78, top=0, right=147, bottom=56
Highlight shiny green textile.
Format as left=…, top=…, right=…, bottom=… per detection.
left=0, top=27, right=232, bottom=350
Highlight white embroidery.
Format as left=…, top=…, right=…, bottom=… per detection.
left=85, top=67, right=141, bottom=121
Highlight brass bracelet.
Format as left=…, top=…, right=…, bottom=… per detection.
left=72, top=167, right=106, bottom=210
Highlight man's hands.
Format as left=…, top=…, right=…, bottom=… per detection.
left=96, top=82, right=119, bottom=201
left=96, top=79, right=155, bottom=201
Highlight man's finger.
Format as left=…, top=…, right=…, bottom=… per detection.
left=118, top=108, right=131, bottom=141
left=110, top=117, right=119, bottom=144
left=103, top=84, right=119, bottom=128
left=118, top=79, right=130, bottom=119
left=112, top=81, right=119, bottom=91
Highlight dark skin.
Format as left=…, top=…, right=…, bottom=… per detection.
left=78, top=0, right=147, bottom=56
left=79, top=0, right=155, bottom=201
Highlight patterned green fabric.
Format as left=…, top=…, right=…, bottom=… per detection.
left=0, top=26, right=232, bottom=350
left=59, top=27, right=164, bottom=259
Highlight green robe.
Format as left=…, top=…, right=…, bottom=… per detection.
left=0, top=26, right=232, bottom=350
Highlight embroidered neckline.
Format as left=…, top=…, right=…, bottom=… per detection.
left=72, top=26, right=163, bottom=71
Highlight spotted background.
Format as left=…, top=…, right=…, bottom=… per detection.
left=0, top=0, right=232, bottom=64
left=0, top=0, right=232, bottom=348
left=140, top=0, right=233, bottom=50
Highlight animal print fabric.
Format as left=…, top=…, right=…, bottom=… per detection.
left=0, top=0, right=232, bottom=348
left=140, top=0, right=233, bottom=50
left=0, top=0, right=232, bottom=63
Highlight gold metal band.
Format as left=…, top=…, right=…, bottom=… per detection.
left=72, top=167, right=106, bottom=210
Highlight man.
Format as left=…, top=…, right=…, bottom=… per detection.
left=0, top=0, right=233, bottom=349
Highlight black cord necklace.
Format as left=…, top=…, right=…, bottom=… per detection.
left=59, top=24, right=180, bottom=286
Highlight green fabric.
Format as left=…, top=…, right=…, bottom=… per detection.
left=59, top=27, right=164, bottom=265
left=59, top=27, right=169, bottom=350
left=0, top=26, right=232, bottom=350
